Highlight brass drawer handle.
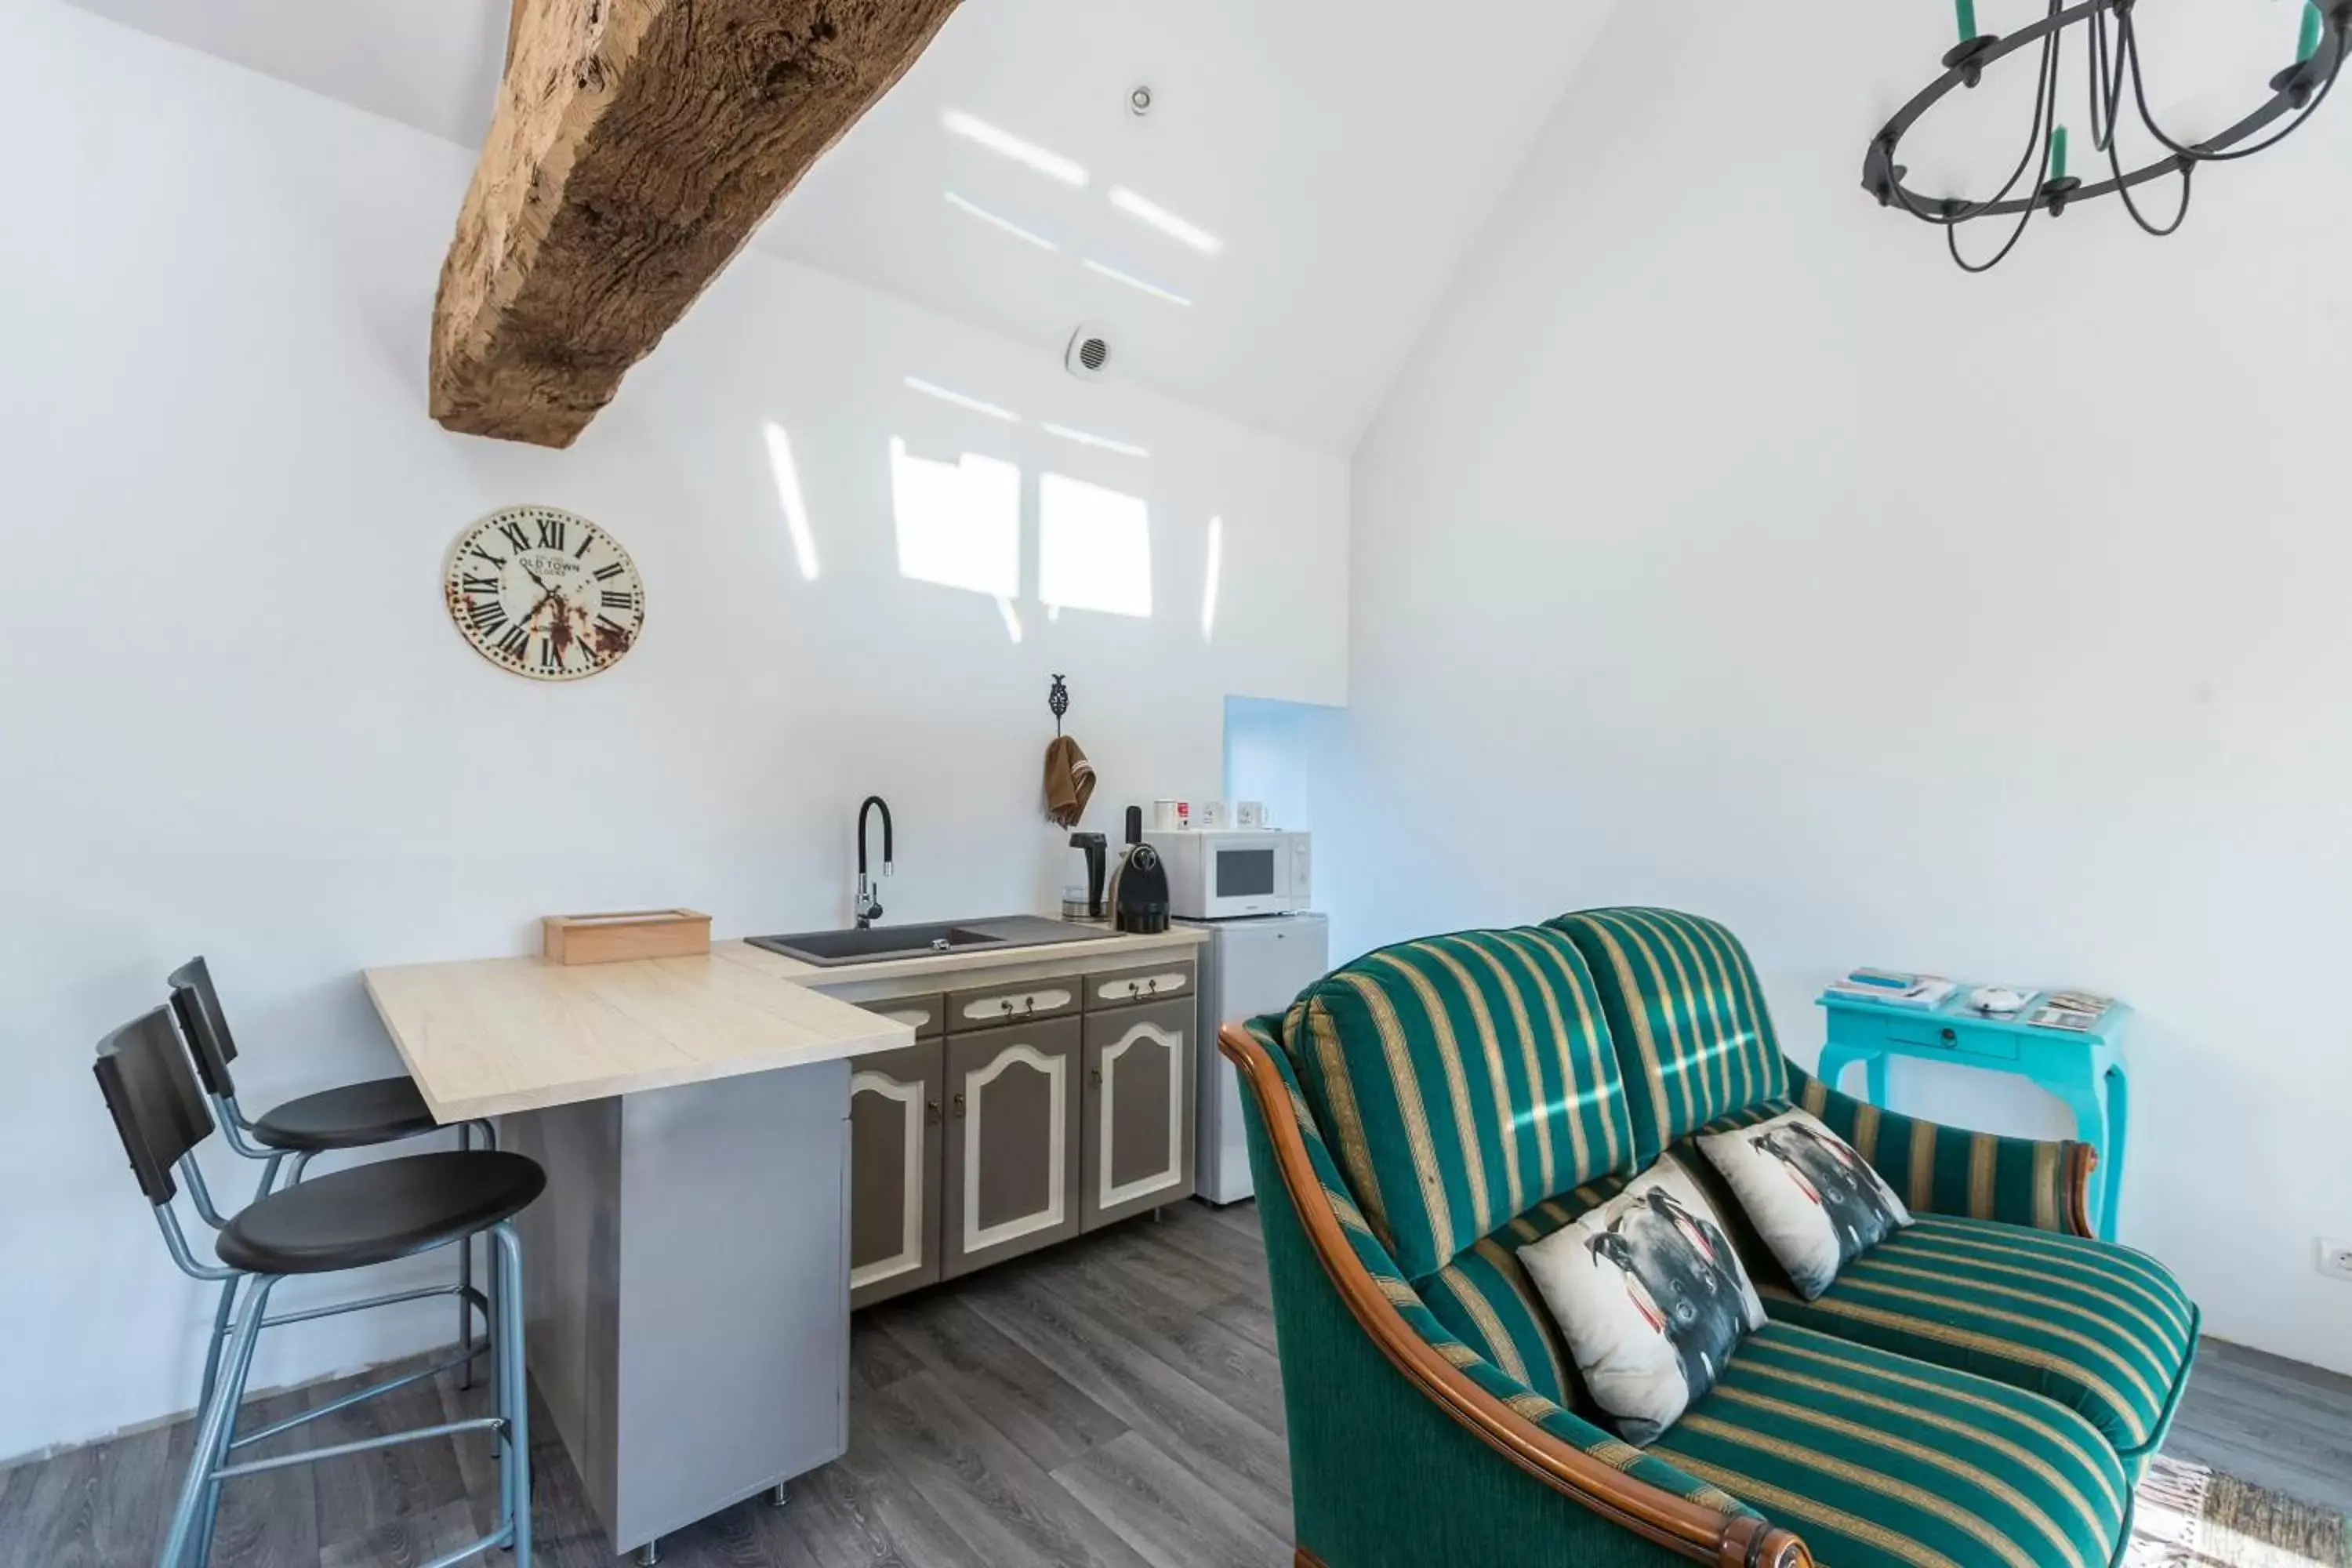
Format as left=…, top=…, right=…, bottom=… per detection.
left=1090, top=1066, right=1103, bottom=1087
left=999, top=999, right=1015, bottom=1014
left=1940, top=1027, right=1958, bottom=1044
left=1127, top=981, right=1142, bottom=998
left=1145, top=978, right=1160, bottom=995
left=952, top=1091, right=967, bottom=1119
left=927, top=1098, right=942, bottom=1125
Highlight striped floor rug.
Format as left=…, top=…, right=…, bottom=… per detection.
left=2129, top=1456, right=2352, bottom=1568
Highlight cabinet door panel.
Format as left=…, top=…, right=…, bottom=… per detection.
left=942, top=1018, right=1082, bottom=1278
left=1082, top=999, right=1196, bottom=1232
left=848, top=1041, right=942, bottom=1310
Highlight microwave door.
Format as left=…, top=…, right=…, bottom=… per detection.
left=1215, top=845, right=1279, bottom=909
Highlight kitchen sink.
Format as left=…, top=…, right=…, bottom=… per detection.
left=747, top=915, right=1121, bottom=968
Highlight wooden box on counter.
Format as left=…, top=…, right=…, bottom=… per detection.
left=543, top=909, right=712, bottom=966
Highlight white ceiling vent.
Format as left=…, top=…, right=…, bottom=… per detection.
left=1065, top=321, right=1114, bottom=382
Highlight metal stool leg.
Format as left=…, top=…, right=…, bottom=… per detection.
left=461, top=1120, right=496, bottom=1393
left=194, top=1277, right=237, bottom=1422
left=458, top=1122, right=476, bottom=1391
left=159, top=1274, right=274, bottom=1568
left=492, top=1221, right=532, bottom=1567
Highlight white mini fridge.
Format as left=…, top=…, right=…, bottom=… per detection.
left=1185, top=913, right=1330, bottom=1205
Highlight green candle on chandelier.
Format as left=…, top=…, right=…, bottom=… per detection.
left=1956, top=0, right=1979, bottom=42
left=2301, top=2, right=2325, bottom=64
left=2050, top=124, right=2069, bottom=182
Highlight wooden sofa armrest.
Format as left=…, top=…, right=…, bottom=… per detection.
left=1221, top=1022, right=1813, bottom=1568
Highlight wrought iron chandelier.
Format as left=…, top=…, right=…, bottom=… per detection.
left=1864, top=0, right=2349, bottom=271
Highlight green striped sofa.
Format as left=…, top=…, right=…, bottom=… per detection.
left=1223, top=909, right=2196, bottom=1568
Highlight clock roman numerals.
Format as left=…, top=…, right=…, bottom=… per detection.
left=452, top=510, right=639, bottom=681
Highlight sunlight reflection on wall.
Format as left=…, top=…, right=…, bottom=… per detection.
left=887, top=437, right=1022, bottom=599
left=762, top=423, right=821, bottom=581
left=1039, top=473, right=1152, bottom=619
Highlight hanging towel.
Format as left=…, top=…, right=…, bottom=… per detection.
left=1044, top=735, right=1096, bottom=829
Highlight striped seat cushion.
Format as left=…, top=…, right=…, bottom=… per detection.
left=1757, top=1214, right=2198, bottom=1468
left=1652, top=1321, right=2131, bottom=1568
left=1549, top=909, right=1790, bottom=1161
left=1285, top=927, right=1637, bottom=1281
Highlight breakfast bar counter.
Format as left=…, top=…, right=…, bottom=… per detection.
left=361, top=920, right=1207, bottom=1561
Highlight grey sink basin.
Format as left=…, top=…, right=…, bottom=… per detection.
left=746, top=915, right=1122, bottom=969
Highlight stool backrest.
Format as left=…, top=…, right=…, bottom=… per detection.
left=94, top=1006, right=215, bottom=1206
left=166, top=956, right=239, bottom=1098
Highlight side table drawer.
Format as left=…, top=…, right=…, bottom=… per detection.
left=1886, top=1020, right=2019, bottom=1062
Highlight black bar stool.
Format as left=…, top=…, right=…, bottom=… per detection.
left=168, top=956, right=495, bottom=1393
left=93, top=1006, right=542, bottom=1568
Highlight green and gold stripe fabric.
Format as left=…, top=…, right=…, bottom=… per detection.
left=1242, top=1017, right=1759, bottom=1527
left=1284, top=928, right=1636, bottom=1282
left=1419, top=1175, right=1632, bottom=1410
left=1759, top=1213, right=2198, bottom=1465
left=1783, top=1064, right=2090, bottom=1235
left=1548, top=909, right=1789, bottom=1160
left=1653, top=1322, right=2129, bottom=1568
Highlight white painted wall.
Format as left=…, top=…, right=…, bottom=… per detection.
left=0, top=0, right=1345, bottom=1459
left=1343, top=1, right=2352, bottom=1374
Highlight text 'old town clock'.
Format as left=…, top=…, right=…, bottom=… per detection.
left=444, top=506, right=644, bottom=681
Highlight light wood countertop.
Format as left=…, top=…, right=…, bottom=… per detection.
left=365, top=922, right=1208, bottom=1123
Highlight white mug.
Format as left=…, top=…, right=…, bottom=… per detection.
left=1197, top=800, right=1229, bottom=829
left=1151, top=799, right=1190, bottom=830
left=1235, top=800, right=1269, bottom=828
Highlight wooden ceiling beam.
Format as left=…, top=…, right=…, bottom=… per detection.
left=434, top=0, right=961, bottom=448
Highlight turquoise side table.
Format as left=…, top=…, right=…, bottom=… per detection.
left=1815, top=988, right=2132, bottom=1240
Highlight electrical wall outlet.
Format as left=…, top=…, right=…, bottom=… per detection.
left=2319, top=1238, right=2352, bottom=1283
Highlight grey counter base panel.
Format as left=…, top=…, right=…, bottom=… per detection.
left=504, top=1058, right=851, bottom=1555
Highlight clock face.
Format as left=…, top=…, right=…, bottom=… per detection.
left=443, top=506, right=644, bottom=681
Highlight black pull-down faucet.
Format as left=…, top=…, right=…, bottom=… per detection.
left=855, top=796, right=894, bottom=928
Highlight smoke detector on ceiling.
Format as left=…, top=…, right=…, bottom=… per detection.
left=1065, top=321, right=1114, bottom=382
left=1129, top=85, right=1154, bottom=117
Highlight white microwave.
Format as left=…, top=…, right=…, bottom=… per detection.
left=1144, top=829, right=1312, bottom=920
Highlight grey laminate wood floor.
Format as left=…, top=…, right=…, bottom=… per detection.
left=5, top=1196, right=2347, bottom=1566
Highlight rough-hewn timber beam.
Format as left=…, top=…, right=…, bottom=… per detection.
left=434, top=0, right=962, bottom=448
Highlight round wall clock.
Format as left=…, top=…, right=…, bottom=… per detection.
left=444, top=505, right=645, bottom=681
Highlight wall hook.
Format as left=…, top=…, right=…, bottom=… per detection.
left=1048, top=673, right=1070, bottom=736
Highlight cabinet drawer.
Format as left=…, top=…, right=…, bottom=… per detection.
left=946, top=978, right=1080, bottom=1033
left=1887, top=1020, right=2020, bottom=1062
left=1086, top=960, right=1196, bottom=1012
left=858, top=993, right=944, bottom=1040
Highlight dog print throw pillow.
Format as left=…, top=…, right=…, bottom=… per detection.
left=1697, top=1107, right=1911, bottom=1300
left=1515, top=1153, right=1766, bottom=1446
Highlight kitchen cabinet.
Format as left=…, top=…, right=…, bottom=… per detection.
left=847, top=1039, right=943, bottom=1310
left=845, top=955, right=1200, bottom=1306
left=941, top=1015, right=1083, bottom=1279
left=1082, top=996, right=1196, bottom=1231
